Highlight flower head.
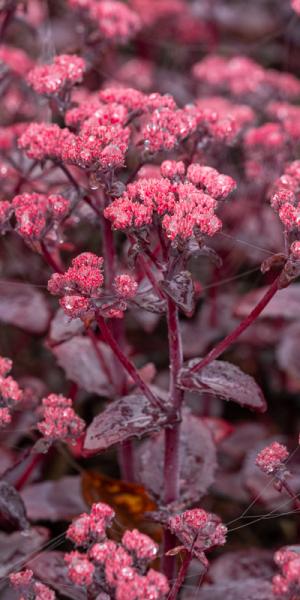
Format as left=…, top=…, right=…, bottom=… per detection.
left=37, top=393, right=85, bottom=443
left=27, top=54, right=85, bottom=96
left=168, top=508, right=227, bottom=564
left=256, top=442, right=289, bottom=475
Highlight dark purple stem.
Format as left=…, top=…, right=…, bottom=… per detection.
left=190, top=274, right=281, bottom=374
left=281, top=480, right=300, bottom=510
left=168, top=551, right=192, bottom=600
left=163, top=298, right=184, bottom=580
left=40, top=242, right=64, bottom=274
left=96, top=314, right=165, bottom=411
left=87, top=328, right=115, bottom=387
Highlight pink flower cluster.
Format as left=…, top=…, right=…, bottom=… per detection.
left=255, top=441, right=289, bottom=475
left=270, top=161, right=300, bottom=234
left=65, top=502, right=168, bottom=599
left=68, top=0, right=141, bottom=43
left=48, top=252, right=138, bottom=318
left=267, top=102, right=300, bottom=142
left=0, top=193, right=71, bottom=242
left=142, top=105, right=197, bottom=153
left=193, top=55, right=300, bottom=101
left=193, top=96, right=255, bottom=142
left=292, top=0, right=300, bottom=15
left=244, top=123, right=290, bottom=183
left=0, top=356, right=23, bottom=427
left=9, top=569, right=55, bottom=600
left=105, top=161, right=235, bottom=243
left=168, top=508, right=227, bottom=566
left=18, top=118, right=130, bottom=171
left=27, top=54, right=85, bottom=96
left=67, top=502, right=115, bottom=546
left=37, top=393, right=85, bottom=443
left=0, top=45, right=33, bottom=76
left=273, top=545, right=300, bottom=598
left=48, top=252, right=104, bottom=318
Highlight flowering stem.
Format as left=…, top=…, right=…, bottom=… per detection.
left=190, top=274, right=281, bottom=374
left=40, top=242, right=64, bottom=274
left=101, top=212, right=115, bottom=290
left=163, top=298, right=184, bottom=580
left=96, top=314, right=165, bottom=411
left=281, top=480, right=300, bottom=510
left=168, top=551, right=192, bottom=600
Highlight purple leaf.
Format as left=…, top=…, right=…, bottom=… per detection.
left=31, top=551, right=85, bottom=600
left=160, top=270, right=196, bottom=316
left=0, top=282, right=50, bottom=333
left=21, top=476, right=88, bottom=522
left=235, top=283, right=300, bottom=320
left=48, top=308, right=84, bottom=344
left=52, top=335, right=114, bottom=396
left=178, top=359, right=267, bottom=412
left=0, top=481, right=29, bottom=530
left=133, top=279, right=166, bottom=313
left=0, top=527, right=49, bottom=578
left=84, top=392, right=170, bottom=453
left=136, top=410, right=216, bottom=503
left=184, top=579, right=274, bottom=600
left=181, top=294, right=236, bottom=358
left=209, top=549, right=275, bottom=583
left=276, top=322, right=300, bottom=382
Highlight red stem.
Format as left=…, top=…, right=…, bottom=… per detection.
left=281, top=480, right=300, bottom=510
left=168, top=551, right=192, bottom=600
left=190, top=274, right=281, bottom=374
left=163, top=298, right=184, bottom=580
left=96, top=314, right=165, bottom=411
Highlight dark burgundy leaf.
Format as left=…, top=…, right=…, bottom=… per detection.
left=31, top=551, right=85, bottom=600
left=209, top=549, right=275, bottom=583
left=21, top=476, right=88, bottom=522
left=0, top=527, right=49, bottom=578
left=184, top=579, right=274, bottom=600
left=133, top=279, right=166, bottom=313
left=48, top=308, right=84, bottom=345
left=136, top=410, right=217, bottom=503
left=52, top=335, right=115, bottom=396
left=178, top=359, right=267, bottom=412
left=160, top=270, right=196, bottom=316
left=235, top=283, right=300, bottom=320
left=276, top=322, right=300, bottom=382
left=84, top=392, right=170, bottom=453
left=219, top=423, right=268, bottom=467
left=0, top=481, right=29, bottom=530
left=0, top=282, right=50, bottom=333
left=181, top=294, right=236, bottom=358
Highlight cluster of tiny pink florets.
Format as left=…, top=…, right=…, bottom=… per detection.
left=193, top=55, right=300, bottom=101
left=48, top=252, right=104, bottom=318
left=292, top=0, right=300, bottom=15
left=64, top=502, right=169, bottom=599
left=37, top=393, right=85, bottom=443
left=270, top=161, right=300, bottom=240
left=255, top=441, right=289, bottom=475
left=68, top=0, right=141, bottom=43
left=27, top=54, right=85, bottom=97
left=48, top=252, right=137, bottom=319
left=105, top=161, right=235, bottom=243
left=9, top=569, right=56, bottom=600
left=18, top=118, right=130, bottom=171
left=0, top=356, right=23, bottom=427
left=273, top=545, right=300, bottom=598
left=168, top=508, right=227, bottom=566
left=0, top=192, right=71, bottom=242
left=0, top=45, right=33, bottom=76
